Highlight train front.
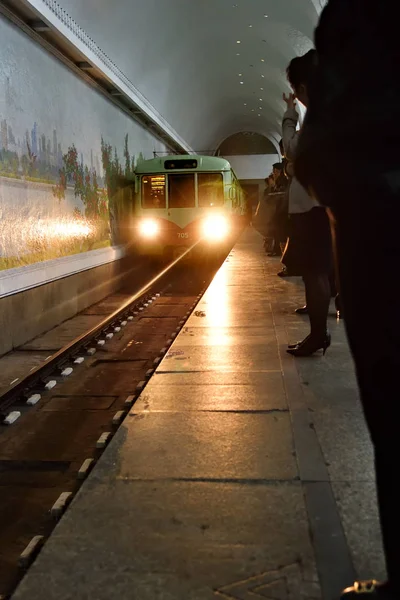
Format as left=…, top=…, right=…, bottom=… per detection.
left=134, top=157, right=234, bottom=260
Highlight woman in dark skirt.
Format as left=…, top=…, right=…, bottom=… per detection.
left=282, top=51, right=332, bottom=356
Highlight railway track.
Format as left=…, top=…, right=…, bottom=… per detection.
left=0, top=248, right=230, bottom=598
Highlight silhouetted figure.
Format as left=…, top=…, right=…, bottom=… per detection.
left=295, top=1, right=400, bottom=597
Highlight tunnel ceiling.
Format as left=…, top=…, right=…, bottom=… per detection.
left=60, top=0, right=324, bottom=152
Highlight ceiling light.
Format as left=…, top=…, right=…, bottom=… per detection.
left=238, top=73, right=242, bottom=76
left=240, top=81, right=244, bottom=84
left=248, top=25, right=253, bottom=28
left=251, top=109, right=255, bottom=112
left=237, top=40, right=241, bottom=44
left=261, top=59, right=265, bottom=62
left=260, top=87, right=264, bottom=90
left=261, top=74, right=265, bottom=78
left=264, top=14, right=268, bottom=17
left=259, top=107, right=262, bottom=110
left=259, top=98, right=263, bottom=101
left=244, top=103, right=247, bottom=106
left=236, top=53, right=240, bottom=56
left=258, top=114, right=261, bottom=117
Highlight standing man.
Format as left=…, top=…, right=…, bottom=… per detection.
left=295, top=1, right=400, bottom=598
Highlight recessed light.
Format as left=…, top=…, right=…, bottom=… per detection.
left=251, top=109, right=255, bottom=112
left=258, top=114, right=261, bottom=117
left=238, top=73, right=242, bottom=76
left=259, top=98, right=263, bottom=101
left=237, top=40, right=241, bottom=44
left=261, top=59, right=265, bottom=62
left=236, top=53, right=240, bottom=56
left=261, top=74, right=265, bottom=78
left=260, top=87, right=264, bottom=90
left=264, top=14, right=268, bottom=17
left=240, top=81, right=244, bottom=84
left=248, top=25, right=253, bottom=28
left=259, top=107, right=262, bottom=110
left=244, top=103, right=247, bottom=106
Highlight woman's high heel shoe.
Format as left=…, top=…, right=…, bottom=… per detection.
left=287, top=332, right=331, bottom=357
left=288, top=334, right=310, bottom=349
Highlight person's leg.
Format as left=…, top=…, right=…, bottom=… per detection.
left=315, top=170, right=400, bottom=597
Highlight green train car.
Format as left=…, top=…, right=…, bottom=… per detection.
left=132, top=155, right=248, bottom=258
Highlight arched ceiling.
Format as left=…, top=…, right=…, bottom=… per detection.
left=60, top=0, right=323, bottom=151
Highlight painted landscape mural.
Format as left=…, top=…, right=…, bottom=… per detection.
left=0, top=16, right=165, bottom=272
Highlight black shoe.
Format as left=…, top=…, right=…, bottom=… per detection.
left=340, top=581, right=399, bottom=599
left=288, top=334, right=310, bottom=349
left=278, top=269, right=290, bottom=277
left=287, top=332, right=331, bottom=357
left=295, top=306, right=308, bottom=315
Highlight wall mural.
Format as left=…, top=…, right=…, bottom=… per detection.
left=0, top=121, right=138, bottom=270
left=0, top=15, right=165, bottom=272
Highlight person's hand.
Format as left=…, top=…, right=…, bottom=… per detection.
left=283, top=92, right=296, bottom=110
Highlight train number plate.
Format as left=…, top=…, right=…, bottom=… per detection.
left=177, top=233, right=189, bottom=239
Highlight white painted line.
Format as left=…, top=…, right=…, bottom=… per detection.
left=87, top=348, right=96, bottom=356
left=19, top=536, right=45, bottom=568
left=74, top=357, right=85, bottom=364
left=78, top=458, right=94, bottom=480
left=114, top=326, right=121, bottom=333
left=61, top=367, right=73, bottom=377
left=112, top=411, right=125, bottom=425
left=124, top=395, right=135, bottom=407
left=45, top=380, right=57, bottom=390
left=97, top=339, right=106, bottom=346
left=96, top=432, right=111, bottom=449
left=10, top=378, right=19, bottom=385
left=27, top=394, right=41, bottom=406
left=4, top=411, right=21, bottom=425
left=105, top=333, right=114, bottom=340
left=51, top=492, right=73, bottom=518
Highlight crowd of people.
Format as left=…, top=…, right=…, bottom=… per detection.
left=254, top=1, right=398, bottom=598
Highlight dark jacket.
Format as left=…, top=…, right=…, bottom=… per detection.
left=295, top=0, right=400, bottom=191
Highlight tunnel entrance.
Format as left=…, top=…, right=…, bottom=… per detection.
left=217, top=132, right=279, bottom=213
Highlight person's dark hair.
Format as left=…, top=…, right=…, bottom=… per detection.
left=273, top=162, right=283, bottom=171
left=286, top=49, right=317, bottom=92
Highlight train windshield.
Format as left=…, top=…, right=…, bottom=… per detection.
left=142, top=175, right=166, bottom=208
left=198, top=173, right=224, bottom=207
left=168, top=174, right=195, bottom=208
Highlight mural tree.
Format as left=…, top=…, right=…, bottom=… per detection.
left=101, top=134, right=135, bottom=245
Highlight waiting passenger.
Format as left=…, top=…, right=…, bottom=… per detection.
left=282, top=50, right=332, bottom=357
left=294, top=1, right=400, bottom=597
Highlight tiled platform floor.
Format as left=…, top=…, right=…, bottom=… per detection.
left=12, top=228, right=383, bottom=600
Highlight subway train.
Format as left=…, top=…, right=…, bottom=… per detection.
left=132, top=155, right=248, bottom=259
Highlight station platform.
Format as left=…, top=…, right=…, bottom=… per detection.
left=12, top=228, right=384, bottom=600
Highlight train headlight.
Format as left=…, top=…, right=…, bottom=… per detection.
left=201, top=215, right=229, bottom=241
left=139, top=219, right=159, bottom=238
